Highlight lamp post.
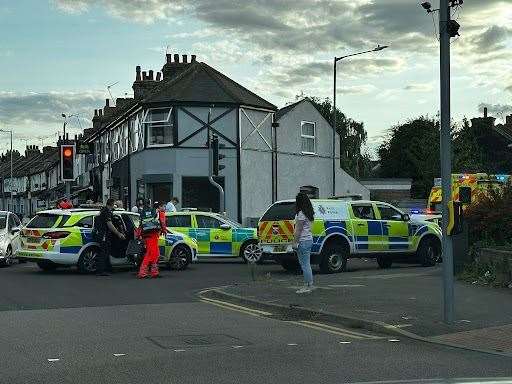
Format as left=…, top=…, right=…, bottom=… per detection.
left=332, top=45, right=389, bottom=196
left=0, top=128, right=13, bottom=211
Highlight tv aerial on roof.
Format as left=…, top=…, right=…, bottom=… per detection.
left=106, top=81, right=119, bottom=104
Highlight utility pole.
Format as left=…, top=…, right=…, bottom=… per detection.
left=440, top=0, right=454, bottom=324
left=0, top=129, right=13, bottom=211
left=206, top=109, right=225, bottom=214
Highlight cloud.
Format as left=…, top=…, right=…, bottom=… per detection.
left=470, top=25, right=511, bottom=53
left=403, top=83, right=433, bottom=92
left=0, top=91, right=103, bottom=132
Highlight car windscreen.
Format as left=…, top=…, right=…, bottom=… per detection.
left=0, top=214, right=6, bottom=229
left=26, top=213, right=68, bottom=228
left=260, top=202, right=295, bottom=221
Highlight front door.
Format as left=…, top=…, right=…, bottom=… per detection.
left=375, top=203, right=410, bottom=251
left=349, top=203, right=383, bottom=252
left=194, top=214, right=232, bottom=256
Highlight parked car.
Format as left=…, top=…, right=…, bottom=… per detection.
left=0, top=211, right=22, bottom=266
left=259, top=199, right=442, bottom=273
left=165, top=210, right=262, bottom=263
left=16, top=208, right=197, bottom=273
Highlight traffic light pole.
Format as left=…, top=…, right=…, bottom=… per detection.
left=207, top=131, right=225, bottom=214
left=440, top=0, right=454, bottom=324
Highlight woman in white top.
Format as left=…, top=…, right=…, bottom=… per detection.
left=292, top=192, right=315, bottom=293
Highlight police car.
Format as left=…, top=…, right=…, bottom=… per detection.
left=165, top=210, right=262, bottom=263
left=259, top=199, right=442, bottom=273
left=16, top=208, right=198, bottom=273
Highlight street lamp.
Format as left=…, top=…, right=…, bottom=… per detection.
left=61, top=113, right=67, bottom=139
left=332, top=45, right=389, bottom=196
left=0, top=128, right=13, bottom=211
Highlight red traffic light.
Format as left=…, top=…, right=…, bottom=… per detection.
left=63, top=148, right=72, bottom=158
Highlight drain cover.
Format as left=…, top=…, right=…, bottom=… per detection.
left=148, top=334, right=249, bottom=349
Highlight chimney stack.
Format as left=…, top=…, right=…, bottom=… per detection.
left=484, top=107, right=488, bottom=118
left=136, top=65, right=142, bottom=81
left=156, top=72, right=161, bottom=81
left=162, top=52, right=196, bottom=80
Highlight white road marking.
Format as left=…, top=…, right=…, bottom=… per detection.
left=328, top=284, right=366, bottom=288
left=113, top=354, right=126, bottom=357
left=173, top=349, right=186, bottom=352
left=232, top=345, right=244, bottom=349
left=388, top=339, right=400, bottom=342
left=339, top=341, right=352, bottom=344
left=287, top=343, right=298, bottom=346
left=47, top=358, right=60, bottom=362
left=457, top=319, right=471, bottom=323
left=392, top=324, right=413, bottom=328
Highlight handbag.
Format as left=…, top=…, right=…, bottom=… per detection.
left=126, top=238, right=145, bottom=258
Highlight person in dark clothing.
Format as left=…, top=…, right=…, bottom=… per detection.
left=93, top=199, right=125, bottom=276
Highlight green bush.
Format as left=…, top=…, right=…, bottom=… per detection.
left=465, top=182, right=512, bottom=246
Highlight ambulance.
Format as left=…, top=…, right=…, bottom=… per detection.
left=259, top=199, right=442, bottom=273
left=427, top=173, right=510, bottom=212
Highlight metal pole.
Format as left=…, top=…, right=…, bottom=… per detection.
left=9, top=130, right=13, bottom=212
left=332, top=58, right=337, bottom=197
left=206, top=111, right=225, bottom=214
left=440, top=0, right=454, bottom=324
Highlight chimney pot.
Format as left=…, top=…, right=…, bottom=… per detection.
left=94, top=109, right=98, bottom=116
left=191, top=54, right=197, bottom=62
left=182, top=54, right=188, bottom=63
left=173, top=54, right=180, bottom=63
left=136, top=65, right=142, bottom=81
left=166, top=53, right=172, bottom=64
left=99, top=109, right=103, bottom=116
left=156, top=72, right=162, bottom=81
left=106, top=98, right=110, bottom=107
left=142, top=71, right=147, bottom=80
left=484, top=107, right=488, bottom=118
left=148, top=70, right=154, bottom=80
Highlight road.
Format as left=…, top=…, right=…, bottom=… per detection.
left=1, top=259, right=512, bottom=384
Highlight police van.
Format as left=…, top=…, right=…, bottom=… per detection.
left=258, top=199, right=442, bottom=273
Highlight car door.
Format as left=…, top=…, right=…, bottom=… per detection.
left=166, top=214, right=192, bottom=237
left=349, top=203, right=383, bottom=253
left=375, top=203, right=411, bottom=251
left=8, top=214, right=21, bottom=254
left=194, top=214, right=232, bottom=256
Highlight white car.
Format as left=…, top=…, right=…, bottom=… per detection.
left=0, top=211, right=22, bottom=266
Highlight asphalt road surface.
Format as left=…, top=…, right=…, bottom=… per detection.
left=1, top=259, right=512, bottom=384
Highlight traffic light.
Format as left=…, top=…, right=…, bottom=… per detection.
left=60, top=144, right=75, bottom=181
left=212, top=134, right=226, bottom=176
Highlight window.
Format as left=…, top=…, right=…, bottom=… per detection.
left=143, top=108, right=173, bottom=146
left=8, top=215, right=16, bottom=230
left=300, top=185, right=319, bottom=199
left=182, top=176, right=225, bottom=213
left=0, top=214, right=6, bottom=229
left=377, top=204, right=404, bottom=221
left=301, top=121, right=316, bottom=154
left=26, top=214, right=64, bottom=228
left=120, top=122, right=128, bottom=157
left=129, top=117, right=138, bottom=153
left=196, top=215, right=221, bottom=229
left=352, top=204, right=376, bottom=220
left=166, top=215, right=192, bottom=228
left=75, top=216, right=93, bottom=228
left=261, top=202, right=295, bottom=221
left=12, top=214, right=21, bottom=227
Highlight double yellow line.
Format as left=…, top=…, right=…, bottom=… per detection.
left=199, top=293, right=380, bottom=340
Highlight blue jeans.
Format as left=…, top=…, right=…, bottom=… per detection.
left=296, top=240, right=313, bottom=285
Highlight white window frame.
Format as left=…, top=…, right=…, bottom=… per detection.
left=143, top=107, right=174, bottom=148
left=301, top=121, right=316, bottom=155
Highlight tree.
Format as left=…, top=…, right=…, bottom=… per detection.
left=378, top=116, right=440, bottom=198
left=303, top=96, right=370, bottom=178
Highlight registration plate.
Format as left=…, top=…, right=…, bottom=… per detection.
left=273, top=245, right=289, bottom=253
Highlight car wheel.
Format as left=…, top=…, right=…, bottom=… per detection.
left=240, top=240, right=263, bottom=264
left=377, top=255, right=393, bottom=269
left=417, top=238, right=438, bottom=267
left=78, top=247, right=99, bottom=274
left=37, top=261, right=58, bottom=271
left=2, top=246, right=13, bottom=266
left=280, top=259, right=301, bottom=272
left=320, top=244, right=348, bottom=274
left=168, top=245, right=192, bottom=271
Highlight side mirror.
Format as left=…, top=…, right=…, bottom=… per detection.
left=220, top=223, right=231, bottom=230
left=402, top=214, right=410, bottom=222
left=11, top=226, right=20, bottom=234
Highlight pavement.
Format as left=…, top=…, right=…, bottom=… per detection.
left=207, top=259, right=512, bottom=355
left=1, top=259, right=512, bottom=383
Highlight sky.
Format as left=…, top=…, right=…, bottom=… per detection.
left=0, top=0, right=511, bottom=156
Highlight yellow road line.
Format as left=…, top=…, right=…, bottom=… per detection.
left=289, top=321, right=367, bottom=339
left=300, top=321, right=381, bottom=339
